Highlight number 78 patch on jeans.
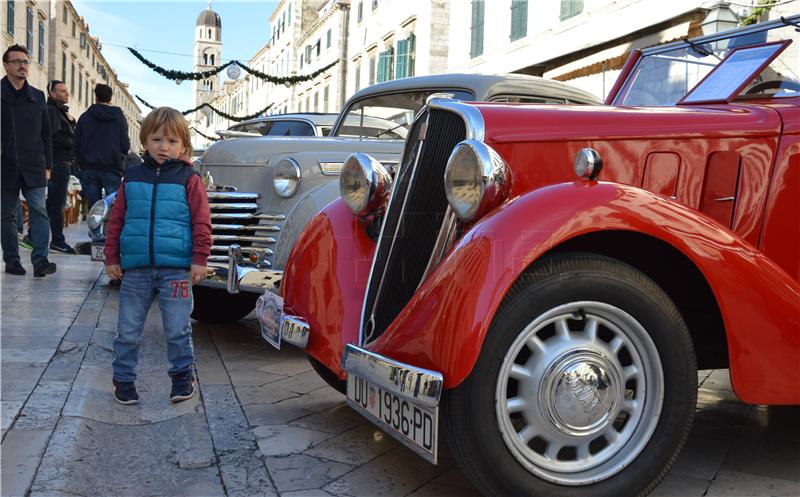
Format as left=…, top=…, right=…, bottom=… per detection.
left=170, top=280, right=191, bottom=299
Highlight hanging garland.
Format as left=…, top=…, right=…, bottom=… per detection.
left=190, top=127, right=219, bottom=142
left=135, top=95, right=274, bottom=122
left=128, top=47, right=338, bottom=85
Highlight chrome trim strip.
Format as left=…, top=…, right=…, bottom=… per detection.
left=211, top=245, right=273, bottom=255
left=211, top=224, right=281, bottom=232
left=211, top=213, right=256, bottom=220
left=319, top=161, right=344, bottom=175
left=256, top=213, right=287, bottom=221
left=360, top=113, right=431, bottom=346
left=281, top=316, right=310, bottom=348
left=342, top=344, right=443, bottom=408
left=212, top=235, right=276, bottom=244
left=206, top=192, right=260, bottom=200
left=209, top=202, right=260, bottom=210
left=419, top=208, right=458, bottom=286
left=427, top=98, right=485, bottom=142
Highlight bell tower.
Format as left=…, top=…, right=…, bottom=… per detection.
left=193, top=2, right=222, bottom=108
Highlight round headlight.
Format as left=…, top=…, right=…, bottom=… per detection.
left=87, top=199, right=109, bottom=230
left=272, top=158, right=301, bottom=198
left=444, top=140, right=509, bottom=222
left=340, top=153, right=392, bottom=216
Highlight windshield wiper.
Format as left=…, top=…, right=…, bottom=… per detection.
left=684, top=37, right=722, bottom=61
left=373, top=121, right=409, bottom=138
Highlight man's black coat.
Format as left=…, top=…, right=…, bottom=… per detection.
left=1, top=76, right=53, bottom=189
left=73, top=103, right=130, bottom=175
left=47, top=97, right=76, bottom=164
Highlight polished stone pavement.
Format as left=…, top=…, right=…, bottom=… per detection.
left=1, top=221, right=799, bottom=497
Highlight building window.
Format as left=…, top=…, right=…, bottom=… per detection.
left=395, top=33, right=415, bottom=79
left=38, top=20, right=45, bottom=64
left=72, top=20, right=76, bottom=37
left=376, top=46, right=394, bottom=83
left=323, top=85, right=329, bottom=112
left=326, top=29, right=332, bottom=49
left=63, top=4, right=67, bottom=23
left=470, top=1, right=484, bottom=58
left=315, top=39, right=321, bottom=57
left=26, top=7, right=34, bottom=52
left=287, top=2, right=291, bottom=25
left=6, top=1, right=13, bottom=35
left=61, top=53, right=66, bottom=82
left=354, top=62, right=361, bottom=91
left=510, top=1, right=527, bottom=41
left=70, top=60, right=75, bottom=94
left=208, top=29, right=211, bottom=38
left=84, top=79, right=89, bottom=105
left=211, top=54, right=215, bottom=65
left=560, top=0, right=583, bottom=21
left=368, top=53, right=376, bottom=85
left=313, top=91, right=319, bottom=111
left=357, top=1, right=363, bottom=22
left=372, top=0, right=378, bottom=10
left=78, top=72, right=83, bottom=102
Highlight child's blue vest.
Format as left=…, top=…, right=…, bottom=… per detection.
left=119, top=157, right=196, bottom=270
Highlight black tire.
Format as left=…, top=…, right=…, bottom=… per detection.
left=308, top=355, right=347, bottom=395
left=444, top=253, right=697, bottom=497
left=190, top=286, right=259, bottom=323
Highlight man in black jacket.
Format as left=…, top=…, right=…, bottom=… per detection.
left=46, top=80, right=77, bottom=254
left=0, top=45, right=57, bottom=277
left=74, top=83, right=130, bottom=208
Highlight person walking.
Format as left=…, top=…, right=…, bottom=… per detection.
left=73, top=83, right=130, bottom=208
left=104, top=107, right=211, bottom=405
left=0, top=45, right=57, bottom=277
left=45, top=80, right=77, bottom=254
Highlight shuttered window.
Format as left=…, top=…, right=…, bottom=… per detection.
left=38, top=21, right=45, bottom=64
left=395, top=33, right=415, bottom=79
left=470, top=1, right=484, bottom=58
left=6, top=1, right=14, bottom=35
left=510, top=0, right=527, bottom=41
left=368, top=54, right=376, bottom=85
left=26, top=7, right=33, bottom=52
left=560, top=0, right=583, bottom=21
left=376, top=47, right=394, bottom=83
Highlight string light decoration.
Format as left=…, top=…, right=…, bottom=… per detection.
left=128, top=47, right=338, bottom=85
left=135, top=95, right=273, bottom=122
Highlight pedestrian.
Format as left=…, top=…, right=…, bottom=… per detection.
left=45, top=80, right=78, bottom=254
left=73, top=83, right=130, bottom=209
left=103, top=107, right=211, bottom=405
left=0, top=44, right=57, bottom=277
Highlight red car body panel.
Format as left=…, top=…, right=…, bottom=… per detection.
left=282, top=97, right=800, bottom=406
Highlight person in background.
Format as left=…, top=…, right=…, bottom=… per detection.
left=0, top=44, right=56, bottom=277
left=73, top=83, right=130, bottom=208
left=104, top=107, right=211, bottom=405
left=45, top=80, right=77, bottom=254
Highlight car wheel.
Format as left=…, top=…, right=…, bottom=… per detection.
left=308, top=356, right=347, bottom=395
left=190, top=286, right=259, bottom=323
left=444, top=253, right=697, bottom=497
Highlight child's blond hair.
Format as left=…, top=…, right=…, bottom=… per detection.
left=140, top=107, right=192, bottom=157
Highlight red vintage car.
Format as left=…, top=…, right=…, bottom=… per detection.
left=259, top=16, right=800, bottom=497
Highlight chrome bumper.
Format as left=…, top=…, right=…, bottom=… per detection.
left=342, top=344, right=443, bottom=408
left=199, top=244, right=283, bottom=295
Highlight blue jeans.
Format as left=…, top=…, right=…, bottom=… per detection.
left=80, top=169, right=121, bottom=209
left=1, top=186, right=50, bottom=264
left=112, top=267, right=195, bottom=382
left=46, top=162, right=72, bottom=244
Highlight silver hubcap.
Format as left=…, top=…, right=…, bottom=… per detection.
left=495, top=302, right=664, bottom=486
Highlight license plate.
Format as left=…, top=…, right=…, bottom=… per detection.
left=346, top=374, right=438, bottom=463
left=256, top=291, right=283, bottom=349
left=90, top=243, right=105, bottom=262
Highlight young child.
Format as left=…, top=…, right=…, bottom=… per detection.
left=104, top=107, right=211, bottom=405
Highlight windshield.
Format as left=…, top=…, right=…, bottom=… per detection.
left=335, top=89, right=474, bottom=139
left=615, top=23, right=799, bottom=106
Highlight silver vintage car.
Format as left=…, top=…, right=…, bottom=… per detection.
left=217, top=112, right=340, bottom=139
left=192, top=73, right=600, bottom=322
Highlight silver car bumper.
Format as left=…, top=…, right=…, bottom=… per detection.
left=342, top=344, right=443, bottom=408
left=199, top=244, right=283, bottom=295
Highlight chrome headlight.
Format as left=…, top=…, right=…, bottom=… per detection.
left=87, top=199, right=109, bottom=230
left=272, top=158, right=301, bottom=198
left=340, top=153, right=392, bottom=216
left=444, top=140, right=510, bottom=222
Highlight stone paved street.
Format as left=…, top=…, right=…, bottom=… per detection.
left=1, top=223, right=799, bottom=497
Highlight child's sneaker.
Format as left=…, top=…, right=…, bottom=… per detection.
left=170, top=371, right=196, bottom=403
left=112, top=380, right=139, bottom=405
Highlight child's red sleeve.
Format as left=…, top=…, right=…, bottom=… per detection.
left=186, top=173, right=212, bottom=266
left=103, top=182, right=126, bottom=266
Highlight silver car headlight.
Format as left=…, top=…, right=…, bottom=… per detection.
left=340, top=153, right=392, bottom=216
left=272, top=158, right=301, bottom=198
left=444, top=140, right=510, bottom=222
left=87, top=199, right=109, bottom=230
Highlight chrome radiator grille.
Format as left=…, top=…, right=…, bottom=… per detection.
left=207, top=191, right=282, bottom=268
left=362, top=109, right=466, bottom=345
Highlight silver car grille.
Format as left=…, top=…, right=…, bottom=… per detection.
left=207, top=191, right=284, bottom=268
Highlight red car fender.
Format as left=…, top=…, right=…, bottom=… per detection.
left=366, top=181, right=800, bottom=403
